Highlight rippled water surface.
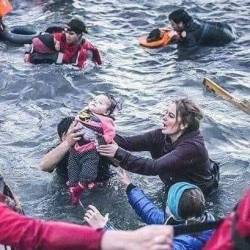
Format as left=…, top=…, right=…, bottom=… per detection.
left=0, top=0, right=249, bottom=228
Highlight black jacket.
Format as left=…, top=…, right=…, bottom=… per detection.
left=179, top=19, right=235, bottom=47
left=115, top=129, right=216, bottom=195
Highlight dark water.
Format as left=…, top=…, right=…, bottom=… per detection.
left=0, top=0, right=249, bottom=229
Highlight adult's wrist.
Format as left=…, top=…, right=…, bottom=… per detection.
left=126, top=183, right=136, bottom=194
left=61, top=140, right=72, bottom=151
left=101, top=230, right=133, bottom=250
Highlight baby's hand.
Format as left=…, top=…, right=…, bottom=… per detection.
left=54, top=38, right=60, bottom=51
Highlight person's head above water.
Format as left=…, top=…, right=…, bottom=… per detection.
left=64, top=18, right=88, bottom=45
left=168, top=9, right=192, bottom=32
left=57, top=116, right=74, bottom=140
left=166, top=182, right=206, bottom=220
left=88, top=94, right=120, bottom=116
left=162, top=98, right=203, bottom=142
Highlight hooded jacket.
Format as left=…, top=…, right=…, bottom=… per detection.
left=114, top=129, right=216, bottom=195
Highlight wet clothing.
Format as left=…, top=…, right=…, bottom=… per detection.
left=115, top=129, right=218, bottom=196
left=26, top=32, right=102, bottom=69
left=178, top=19, right=235, bottom=47
left=48, top=148, right=113, bottom=183
left=126, top=184, right=215, bottom=250
left=0, top=202, right=103, bottom=250
left=126, top=184, right=215, bottom=225
left=68, top=150, right=99, bottom=185
left=67, top=112, right=116, bottom=185
left=74, top=111, right=116, bottom=153
left=54, top=32, right=102, bottom=68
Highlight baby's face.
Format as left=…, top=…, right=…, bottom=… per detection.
left=88, top=95, right=111, bottom=115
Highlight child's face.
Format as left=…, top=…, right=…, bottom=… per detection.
left=88, top=95, right=111, bottom=115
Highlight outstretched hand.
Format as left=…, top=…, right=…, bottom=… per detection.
left=96, top=143, right=119, bottom=158
left=84, top=205, right=109, bottom=229
left=117, top=169, right=131, bottom=188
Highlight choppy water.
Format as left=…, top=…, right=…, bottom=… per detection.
left=0, top=0, right=249, bottom=229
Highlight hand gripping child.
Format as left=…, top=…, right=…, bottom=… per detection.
left=67, top=94, right=119, bottom=205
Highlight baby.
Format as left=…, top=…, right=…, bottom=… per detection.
left=24, top=33, right=60, bottom=64
left=68, top=94, right=119, bottom=205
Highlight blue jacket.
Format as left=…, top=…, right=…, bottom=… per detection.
left=127, top=185, right=214, bottom=250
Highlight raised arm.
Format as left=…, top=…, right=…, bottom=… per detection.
left=114, top=129, right=162, bottom=152
left=109, top=141, right=198, bottom=176
left=126, top=184, right=166, bottom=225
left=39, top=121, right=83, bottom=172
left=39, top=141, right=71, bottom=172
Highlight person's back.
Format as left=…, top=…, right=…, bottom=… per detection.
left=84, top=181, right=215, bottom=250
left=127, top=182, right=214, bottom=250
left=168, top=9, right=235, bottom=48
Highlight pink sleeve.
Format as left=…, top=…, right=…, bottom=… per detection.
left=0, top=203, right=103, bottom=250
left=98, top=116, right=116, bottom=144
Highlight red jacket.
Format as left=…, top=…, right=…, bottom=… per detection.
left=204, top=189, right=250, bottom=250
left=0, top=202, right=103, bottom=250
left=54, top=32, right=102, bottom=69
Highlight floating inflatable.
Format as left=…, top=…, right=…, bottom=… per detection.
left=138, top=30, right=175, bottom=49
left=0, top=0, right=12, bottom=17
left=0, top=26, right=39, bottom=45
left=203, top=77, right=250, bottom=115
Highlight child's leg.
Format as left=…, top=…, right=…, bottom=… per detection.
left=67, top=150, right=81, bottom=186
left=79, top=150, right=99, bottom=185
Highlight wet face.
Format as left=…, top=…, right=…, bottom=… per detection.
left=88, top=95, right=111, bottom=115
left=162, top=102, right=185, bottom=136
left=170, top=20, right=184, bottom=32
left=65, top=30, right=81, bottom=45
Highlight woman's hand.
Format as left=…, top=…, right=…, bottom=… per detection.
left=84, top=205, right=109, bottom=229
left=117, top=169, right=131, bottom=188
left=96, top=143, right=119, bottom=158
left=62, top=120, right=83, bottom=148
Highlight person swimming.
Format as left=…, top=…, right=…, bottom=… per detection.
left=168, top=8, right=235, bottom=47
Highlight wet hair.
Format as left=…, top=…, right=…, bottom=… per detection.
left=178, top=188, right=206, bottom=219
left=57, top=116, right=74, bottom=139
left=106, top=94, right=122, bottom=117
left=66, top=18, right=88, bottom=34
left=147, top=28, right=161, bottom=42
left=168, top=9, right=192, bottom=25
left=174, top=98, right=203, bottom=133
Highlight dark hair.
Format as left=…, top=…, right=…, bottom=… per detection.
left=57, top=116, right=74, bottom=139
left=147, top=28, right=161, bottom=42
left=106, top=94, right=122, bottom=116
left=174, top=98, right=203, bottom=133
left=179, top=188, right=206, bottom=219
left=66, top=18, right=88, bottom=34
left=168, top=9, right=192, bottom=25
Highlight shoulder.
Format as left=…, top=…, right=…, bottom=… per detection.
left=81, top=39, right=96, bottom=50
left=177, top=130, right=205, bottom=147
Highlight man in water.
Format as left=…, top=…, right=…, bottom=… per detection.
left=168, top=8, right=235, bottom=47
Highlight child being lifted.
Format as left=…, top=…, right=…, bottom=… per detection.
left=67, top=94, right=120, bottom=205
